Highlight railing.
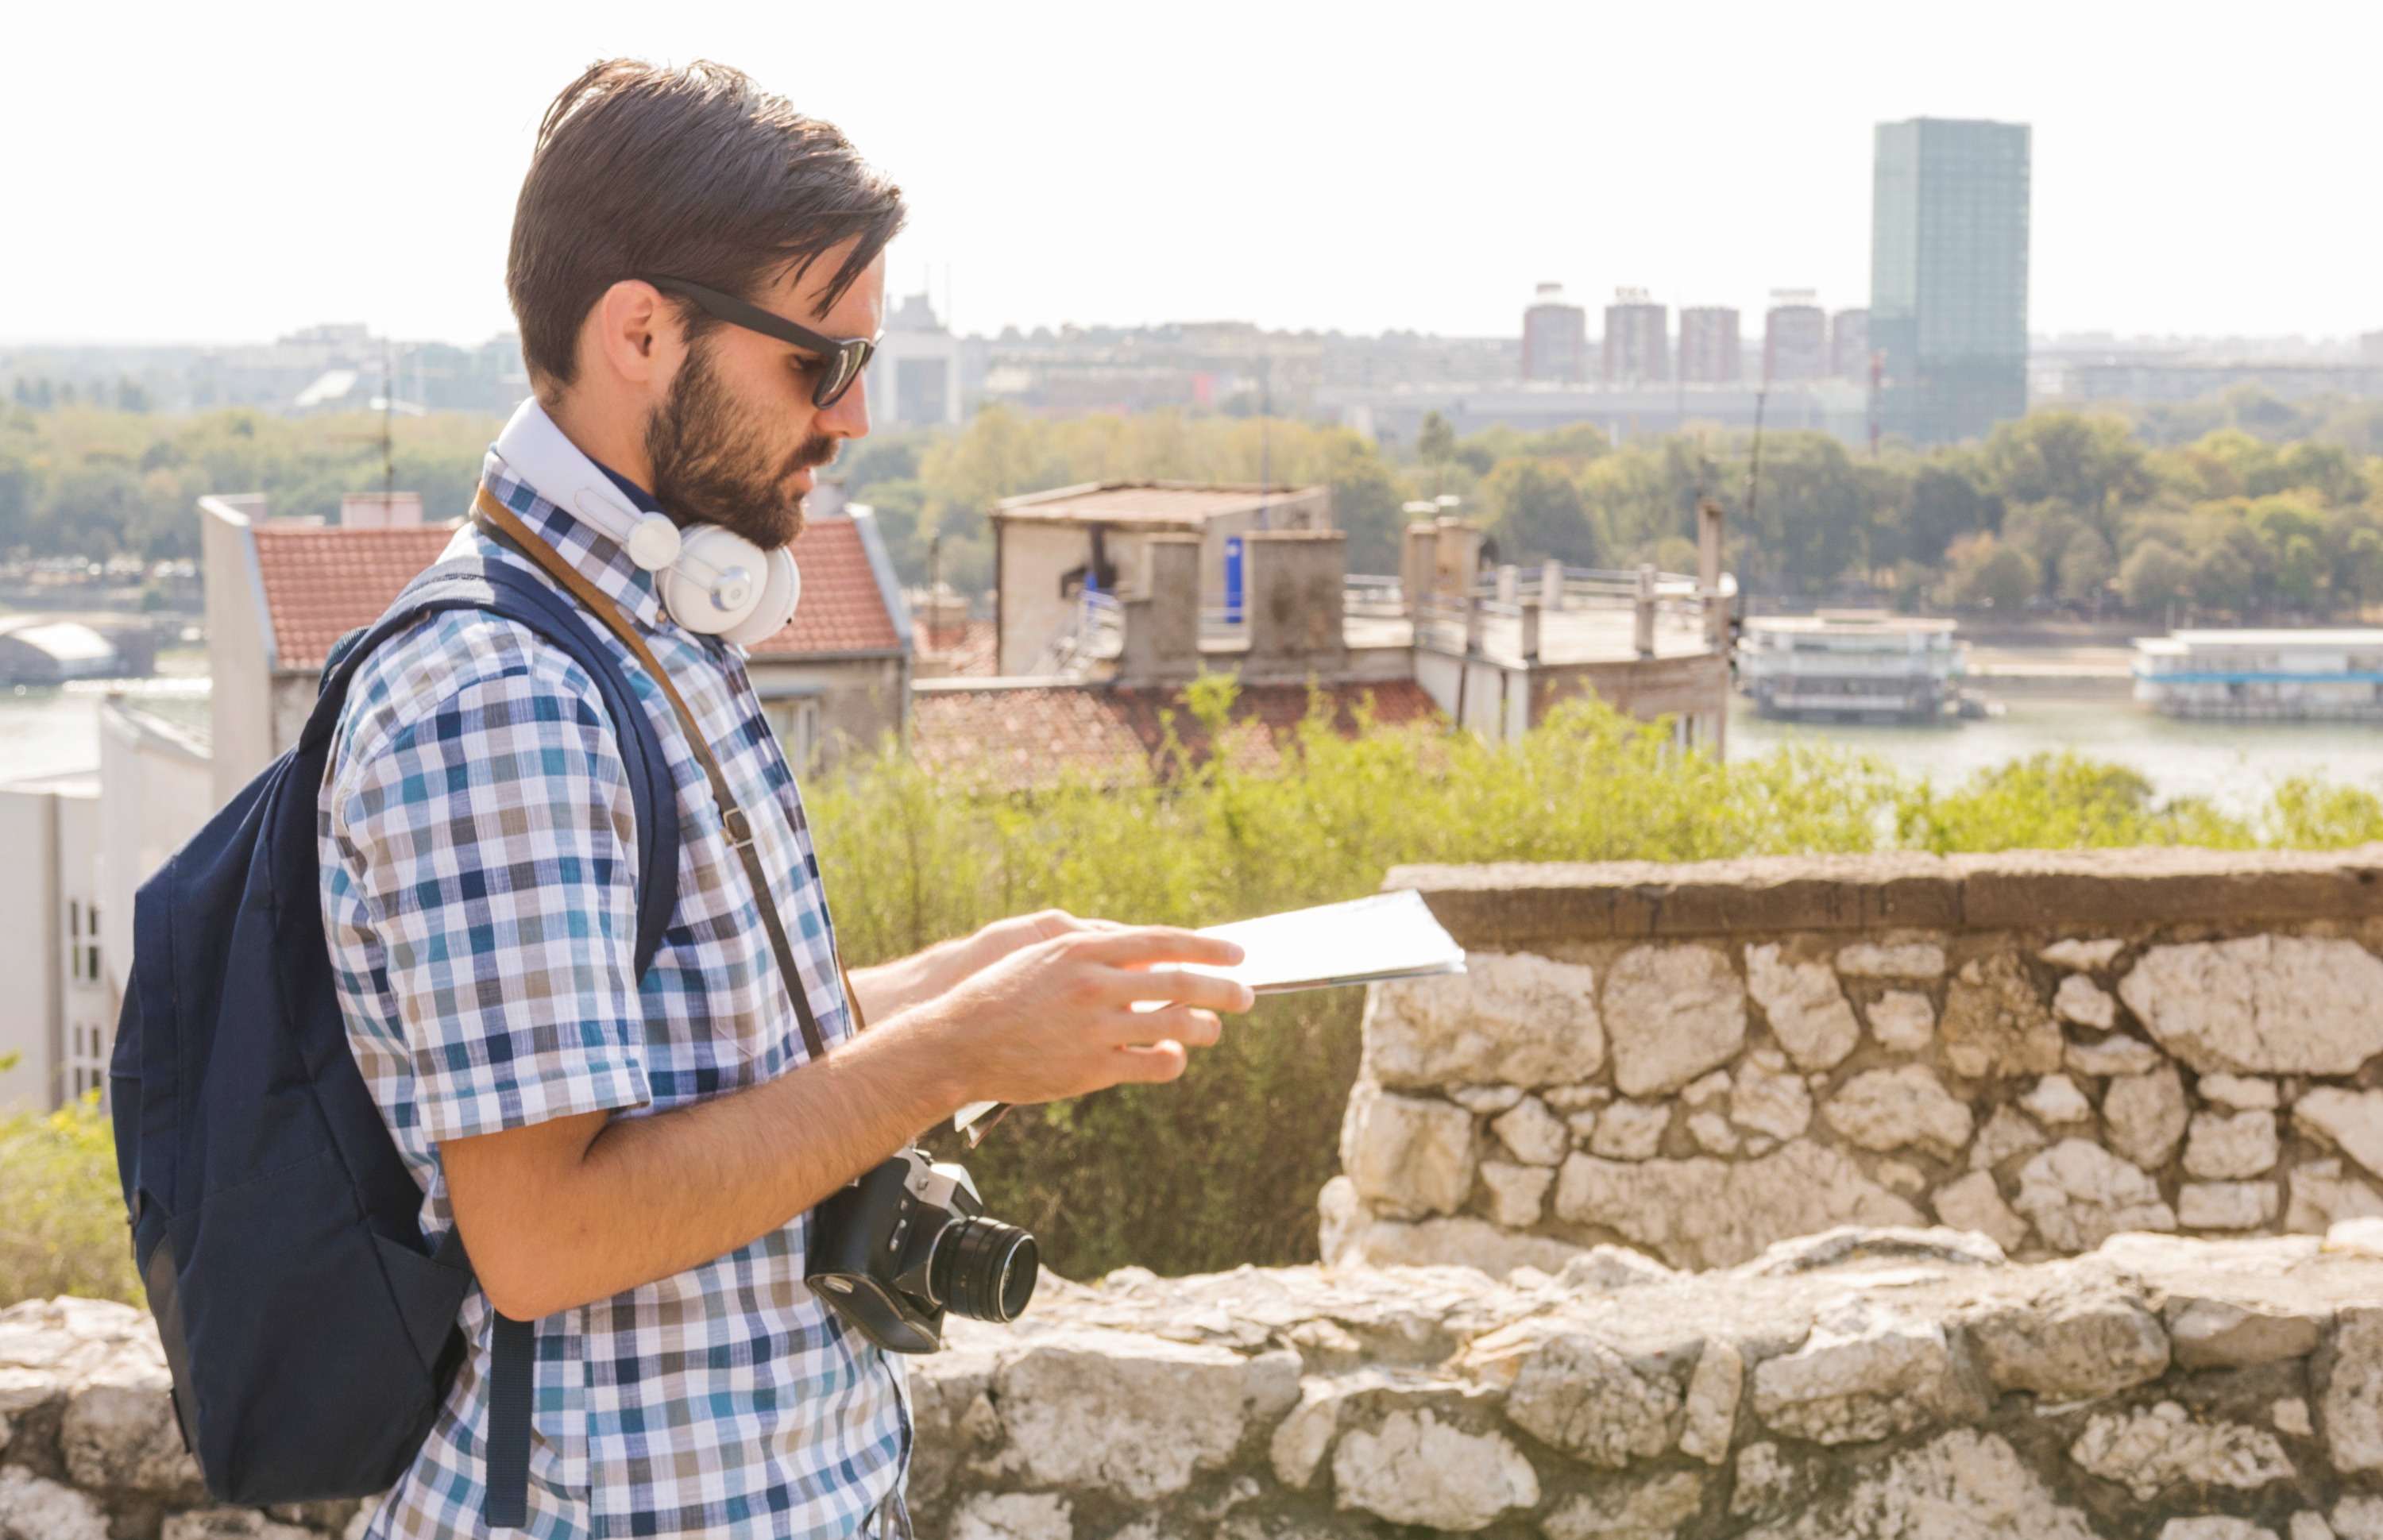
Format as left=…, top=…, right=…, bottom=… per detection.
left=1024, top=591, right=1123, bottom=678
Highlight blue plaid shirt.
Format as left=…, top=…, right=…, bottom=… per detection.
left=320, top=446, right=907, bottom=1539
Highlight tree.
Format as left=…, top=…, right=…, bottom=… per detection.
left=1981, top=411, right=2149, bottom=527
left=1903, top=456, right=1999, bottom=565
left=1944, top=533, right=2039, bottom=613
left=1415, top=411, right=1456, bottom=497
left=1479, top=457, right=1596, bottom=565
left=2118, top=540, right=2190, bottom=611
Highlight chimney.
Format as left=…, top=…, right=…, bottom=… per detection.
left=1115, top=535, right=1201, bottom=685
left=1634, top=563, right=1658, bottom=660
left=1245, top=530, right=1348, bottom=679
left=1400, top=518, right=1440, bottom=618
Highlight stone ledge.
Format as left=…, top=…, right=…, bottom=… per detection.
left=1385, top=845, right=2383, bottom=945
left=20, top=1226, right=2383, bottom=1537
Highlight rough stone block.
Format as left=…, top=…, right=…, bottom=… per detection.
left=2018, top=1074, right=2092, bottom=1125
left=1554, top=1141, right=1921, bottom=1271
left=2067, top=1034, right=2165, bottom=1078
left=1339, top=1081, right=1476, bottom=1216
left=1331, top=1407, right=1539, bottom=1530
left=2105, top=1063, right=2192, bottom=1170
left=2012, top=1139, right=2177, bottom=1251
left=1336, top=1215, right=1584, bottom=1278
left=2288, top=1160, right=2383, bottom=1233
left=1749, top=1299, right=1950, bottom=1445
left=1467, top=1322, right=1683, bottom=1468
left=2323, top=1306, right=2383, bottom=1472
left=1732, top=1059, right=1813, bottom=1141
left=2121, top=936, right=2383, bottom=1075
left=1364, top=951, right=1605, bottom=1090
left=1955, top=1275, right=2169, bottom=1399
left=2186, top=1110, right=2282, bottom=1179
left=1590, top=1100, right=1670, bottom=1161
left=2069, top=1399, right=2296, bottom=1501
left=1821, top=1066, right=1976, bottom=1156
left=2054, top=973, right=2118, bottom=1029
left=2202, top=1073, right=2281, bottom=1111
left=1835, top=941, right=1948, bottom=979
left=1747, top=944, right=1860, bottom=1070
left=1931, top=1172, right=2030, bottom=1253
left=1730, top=1426, right=2105, bottom=1540
left=1689, top=1111, right=1740, bottom=1156
left=2166, top=1297, right=2327, bottom=1369
left=1605, top=944, right=1747, bottom=1097
left=2041, top=937, right=2126, bottom=971
left=1541, top=1470, right=1706, bottom=1540
left=992, top=1327, right=1296, bottom=1500
left=1678, top=1338, right=1744, bottom=1465
left=1448, top=1083, right=1526, bottom=1114
left=1866, top=990, right=1937, bottom=1053
left=0, top=1467, right=108, bottom=1540
left=1478, top=1161, right=1555, bottom=1228
left=949, top=1492, right=1072, bottom=1540
left=1491, top=1096, right=1570, bottom=1167
left=1968, top=1105, right=2049, bottom=1173
left=2297, top=1090, right=2383, bottom=1183
left=1941, top=954, right=2065, bottom=1080
left=2180, top=1182, right=2281, bottom=1230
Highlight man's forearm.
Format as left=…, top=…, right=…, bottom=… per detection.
left=444, top=1021, right=965, bottom=1320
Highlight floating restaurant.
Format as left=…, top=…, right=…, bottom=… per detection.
left=2133, top=628, right=2383, bottom=720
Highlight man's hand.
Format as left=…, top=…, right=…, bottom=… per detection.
left=847, top=909, right=1112, bottom=1023
left=441, top=922, right=1249, bottom=1320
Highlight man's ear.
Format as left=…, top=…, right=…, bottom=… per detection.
left=585, top=279, right=682, bottom=389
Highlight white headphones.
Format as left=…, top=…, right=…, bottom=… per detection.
left=488, top=397, right=801, bottom=647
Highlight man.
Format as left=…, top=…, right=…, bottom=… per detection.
left=320, top=60, right=1251, bottom=1539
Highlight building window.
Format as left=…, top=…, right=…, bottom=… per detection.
left=763, top=699, right=822, bottom=774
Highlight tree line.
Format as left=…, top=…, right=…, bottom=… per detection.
left=7, top=387, right=2382, bottom=622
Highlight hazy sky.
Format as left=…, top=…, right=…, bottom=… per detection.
left=8, top=0, right=2377, bottom=347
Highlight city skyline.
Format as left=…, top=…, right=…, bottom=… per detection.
left=6, top=1, right=2382, bottom=349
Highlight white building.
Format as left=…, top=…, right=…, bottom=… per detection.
left=0, top=773, right=106, bottom=1110
left=1738, top=612, right=1964, bottom=721
left=2134, top=629, right=2383, bottom=720
left=864, top=292, right=964, bottom=429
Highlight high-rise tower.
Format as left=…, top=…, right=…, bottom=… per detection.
left=1869, top=118, right=2030, bottom=444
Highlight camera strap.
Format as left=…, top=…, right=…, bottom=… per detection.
left=474, top=485, right=832, bottom=1062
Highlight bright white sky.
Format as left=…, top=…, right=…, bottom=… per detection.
left=8, top=0, right=2377, bottom=347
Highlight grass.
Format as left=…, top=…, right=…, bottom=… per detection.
left=9, top=684, right=2383, bottom=1304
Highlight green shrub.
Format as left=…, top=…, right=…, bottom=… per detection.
left=13, top=688, right=2383, bottom=1292
left=0, top=1093, right=140, bottom=1307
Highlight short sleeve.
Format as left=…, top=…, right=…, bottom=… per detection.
left=327, top=647, right=652, bottom=1144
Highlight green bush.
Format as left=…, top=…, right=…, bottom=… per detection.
left=0, top=1092, right=140, bottom=1307
left=13, top=688, right=2383, bottom=1294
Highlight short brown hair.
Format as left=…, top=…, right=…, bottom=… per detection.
left=508, top=60, right=905, bottom=387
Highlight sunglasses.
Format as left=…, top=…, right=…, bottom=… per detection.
left=643, top=276, right=880, bottom=409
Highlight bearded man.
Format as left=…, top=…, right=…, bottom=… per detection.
left=319, top=60, right=1249, bottom=1540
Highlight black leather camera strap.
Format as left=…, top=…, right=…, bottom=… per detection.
left=473, top=485, right=831, bottom=1062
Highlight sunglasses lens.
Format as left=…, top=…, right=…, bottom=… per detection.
left=815, top=345, right=867, bottom=408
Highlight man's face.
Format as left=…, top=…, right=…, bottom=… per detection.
left=644, top=245, right=883, bottom=549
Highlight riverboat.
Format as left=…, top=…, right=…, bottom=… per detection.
left=2133, top=629, right=2383, bottom=720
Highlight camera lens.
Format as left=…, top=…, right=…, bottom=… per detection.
left=929, top=1217, right=1039, bottom=1322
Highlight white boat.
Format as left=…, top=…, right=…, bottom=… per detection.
left=1737, top=612, right=1965, bottom=723
left=2134, top=629, right=2383, bottom=720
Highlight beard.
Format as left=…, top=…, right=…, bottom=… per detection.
left=644, top=337, right=836, bottom=550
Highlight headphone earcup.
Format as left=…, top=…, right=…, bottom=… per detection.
left=719, top=546, right=801, bottom=648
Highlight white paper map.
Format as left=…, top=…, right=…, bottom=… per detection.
left=953, top=891, right=1465, bottom=1138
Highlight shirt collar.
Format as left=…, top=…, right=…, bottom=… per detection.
left=479, top=404, right=666, bottom=632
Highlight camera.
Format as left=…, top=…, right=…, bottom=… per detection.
left=805, top=1148, right=1039, bottom=1353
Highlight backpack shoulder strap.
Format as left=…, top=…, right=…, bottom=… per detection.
left=307, top=554, right=682, bottom=978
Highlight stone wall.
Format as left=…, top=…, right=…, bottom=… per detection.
left=21, top=1224, right=2383, bottom=1539
left=1326, top=847, right=2383, bottom=1277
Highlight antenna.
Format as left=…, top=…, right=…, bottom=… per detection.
left=382, top=336, right=396, bottom=501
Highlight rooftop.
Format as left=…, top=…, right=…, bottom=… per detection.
left=991, top=481, right=1323, bottom=527
left=2139, top=629, right=2383, bottom=652
left=246, top=515, right=905, bottom=673
left=910, top=677, right=1440, bottom=790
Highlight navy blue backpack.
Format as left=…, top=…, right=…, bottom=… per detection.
left=109, top=553, right=680, bottom=1523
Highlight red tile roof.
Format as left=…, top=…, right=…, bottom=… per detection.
left=251, top=526, right=454, bottom=672
left=746, top=516, right=904, bottom=656
left=249, top=515, right=903, bottom=672
left=910, top=678, right=1441, bottom=789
